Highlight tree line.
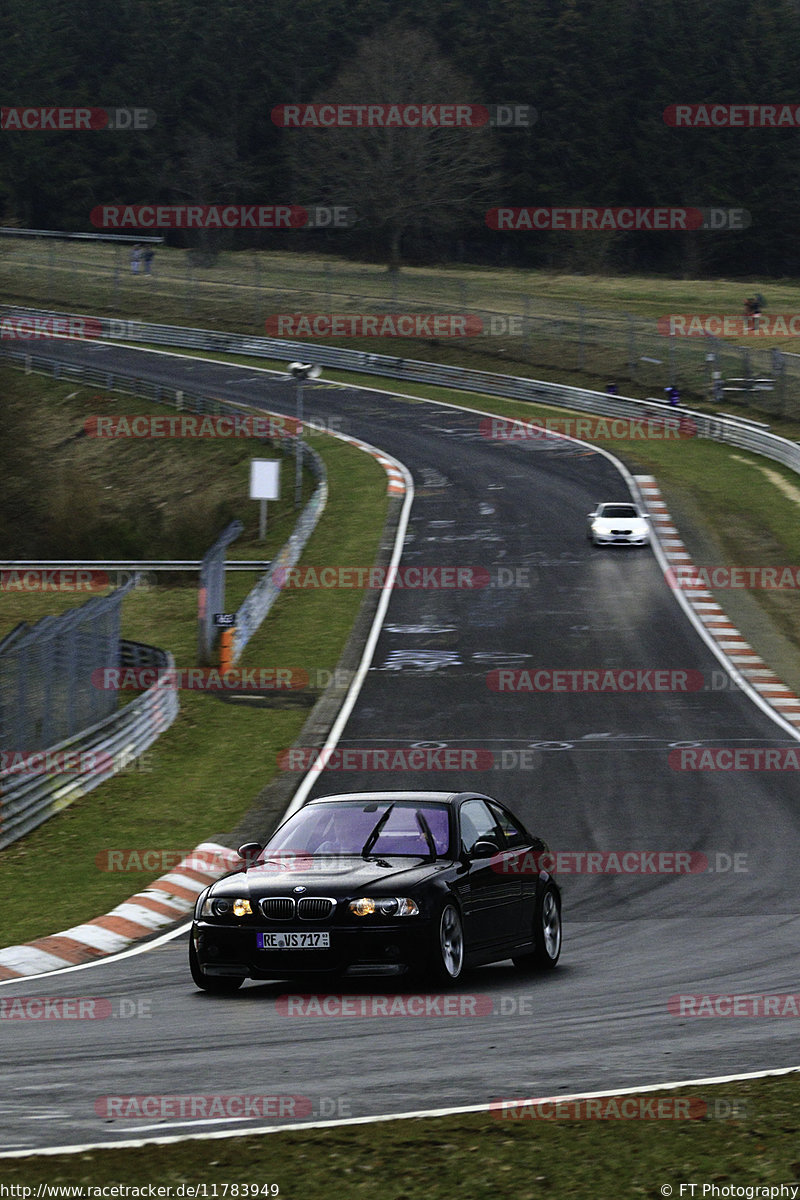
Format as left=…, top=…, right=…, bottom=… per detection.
left=1, top=0, right=800, bottom=276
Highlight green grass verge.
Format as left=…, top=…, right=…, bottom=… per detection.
left=0, top=370, right=388, bottom=946
left=5, top=240, right=800, bottom=318
left=1, top=1075, right=798, bottom=1198
left=3, top=242, right=799, bottom=410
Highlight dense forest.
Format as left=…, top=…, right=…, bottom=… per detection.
left=2, top=0, right=800, bottom=275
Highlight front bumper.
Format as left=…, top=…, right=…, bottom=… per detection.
left=193, top=919, right=431, bottom=979
left=592, top=532, right=649, bottom=545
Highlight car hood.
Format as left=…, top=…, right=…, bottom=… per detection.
left=208, top=856, right=450, bottom=898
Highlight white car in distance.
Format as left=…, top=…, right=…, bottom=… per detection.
left=587, top=502, right=650, bottom=547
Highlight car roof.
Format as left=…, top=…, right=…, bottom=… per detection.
left=306, top=791, right=493, bottom=807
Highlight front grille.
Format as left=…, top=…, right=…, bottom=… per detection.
left=611, top=529, right=632, bottom=535
left=297, top=897, right=336, bottom=921
left=259, top=897, right=295, bottom=920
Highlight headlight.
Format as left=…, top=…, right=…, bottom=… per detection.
left=349, top=897, right=420, bottom=917
left=200, top=896, right=251, bottom=917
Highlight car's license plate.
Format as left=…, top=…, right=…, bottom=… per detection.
left=257, top=932, right=330, bottom=949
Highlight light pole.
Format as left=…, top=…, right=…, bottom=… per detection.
left=288, top=362, right=322, bottom=508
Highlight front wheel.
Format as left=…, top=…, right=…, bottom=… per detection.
left=190, top=939, right=244, bottom=993
left=426, top=902, right=465, bottom=985
left=513, top=884, right=561, bottom=971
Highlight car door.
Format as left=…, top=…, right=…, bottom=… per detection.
left=457, top=798, right=521, bottom=953
left=486, top=799, right=539, bottom=941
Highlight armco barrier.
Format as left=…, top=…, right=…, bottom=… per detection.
left=0, top=643, right=179, bottom=849
left=3, top=305, right=800, bottom=476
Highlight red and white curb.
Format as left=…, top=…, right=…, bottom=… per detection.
left=636, top=475, right=800, bottom=728
left=337, top=432, right=406, bottom=495
left=0, top=843, right=240, bottom=980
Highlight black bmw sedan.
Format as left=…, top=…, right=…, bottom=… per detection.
left=190, top=790, right=561, bottom=991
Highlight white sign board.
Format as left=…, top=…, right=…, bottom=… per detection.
left=249, top=459, right=281, bottom=500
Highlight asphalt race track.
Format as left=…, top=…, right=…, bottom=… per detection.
left=2, top=340, right=799, bottom=1152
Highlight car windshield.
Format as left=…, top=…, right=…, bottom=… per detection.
left=599, top=504, right=638, bottom=518
left=261, top=801, right=451, bottom=859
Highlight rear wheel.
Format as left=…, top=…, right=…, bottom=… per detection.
left=190, top=939, right=244, bottom=993
left=513, top=884, right=561, bottom=971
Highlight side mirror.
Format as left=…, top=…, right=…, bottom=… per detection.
left=237, top=841, right=263, bottom=867
left=471, top=839, right=500, bottom=859
left=587, top=511, right=597, bottom=518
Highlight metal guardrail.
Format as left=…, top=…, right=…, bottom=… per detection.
left=0, top=643, right=179, bottom=849
left=3, top=304, right=800, bottom=482
left=0, top=227, right=162, bottom=243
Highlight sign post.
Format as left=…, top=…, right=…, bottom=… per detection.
left=249, top=459, right=281, bottom=541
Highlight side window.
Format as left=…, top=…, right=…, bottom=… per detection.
left=487, top=800, right=528, bottom=849
left=459, top=798, right=502, bottom=854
